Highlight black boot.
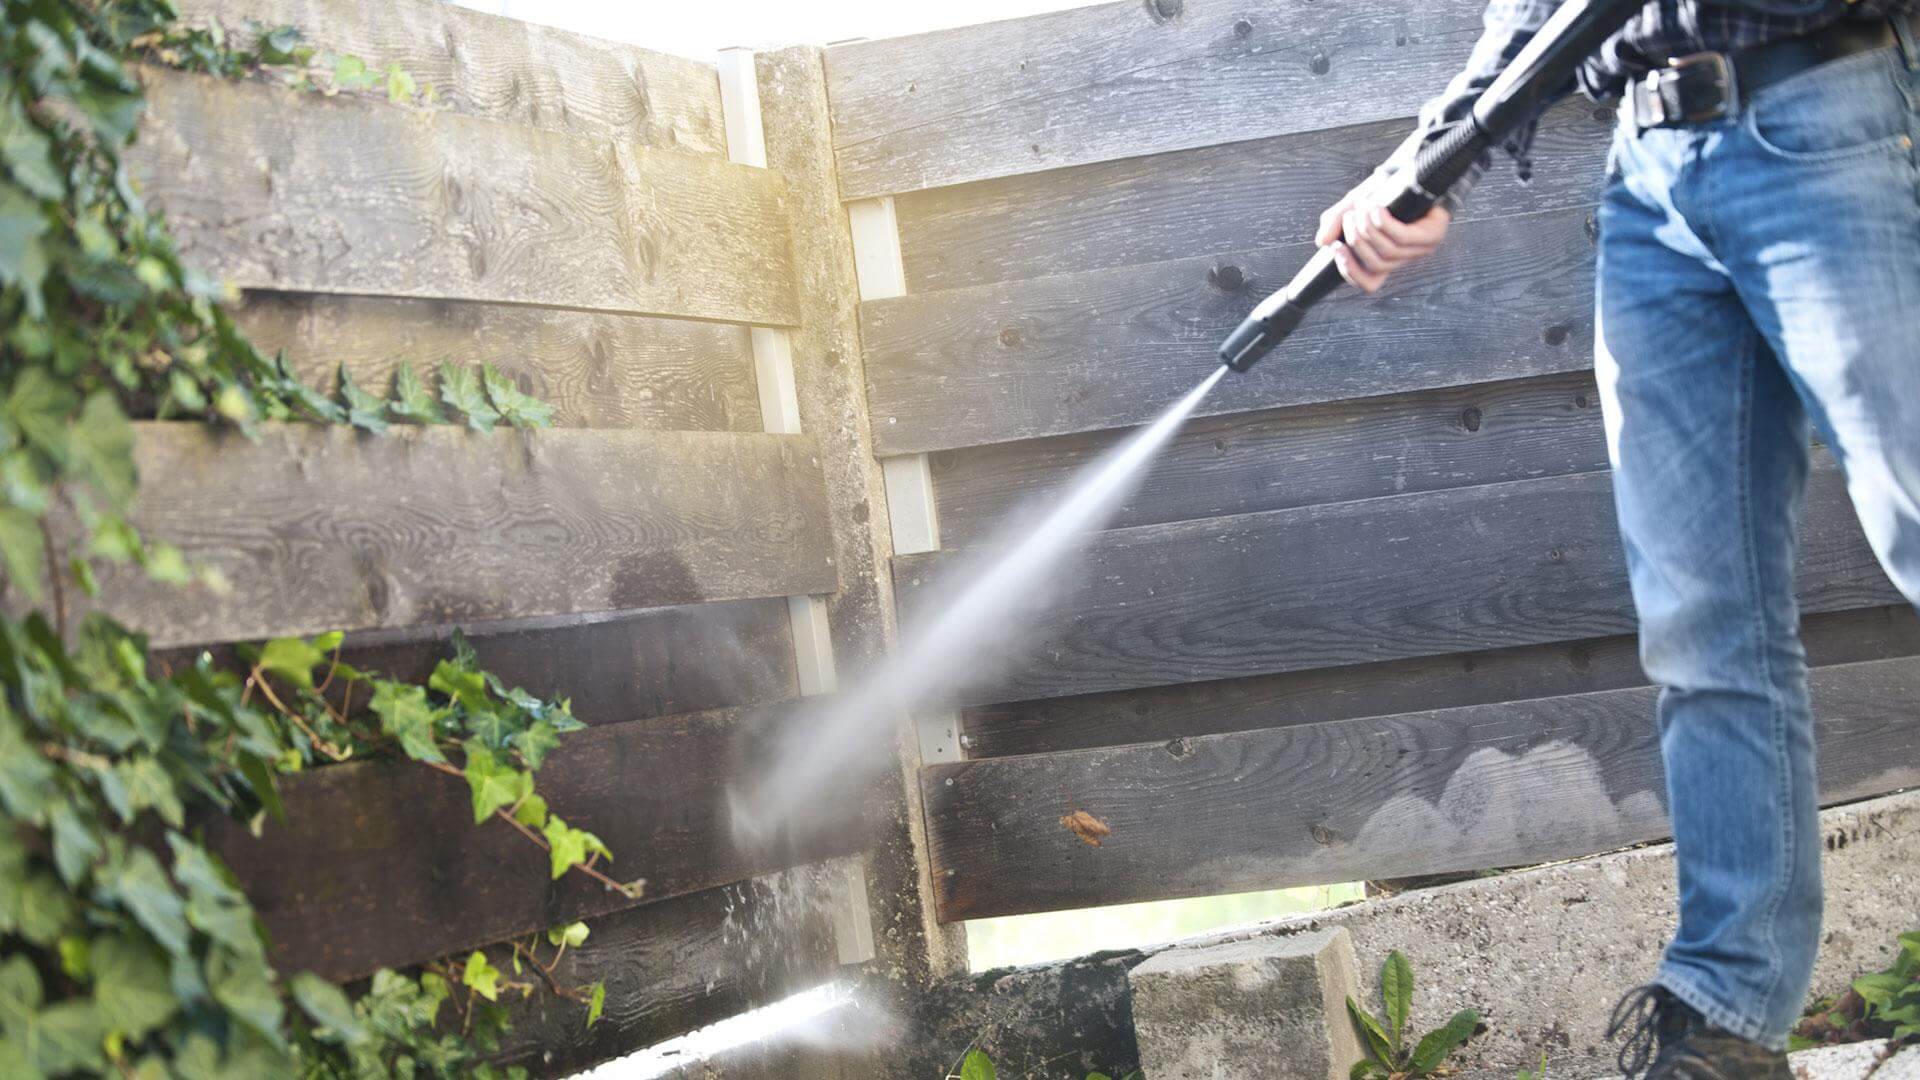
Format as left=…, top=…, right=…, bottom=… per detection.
left=1606, top=984, right=1794, bottom=1079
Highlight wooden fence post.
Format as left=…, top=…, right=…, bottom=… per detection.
left=733, top=45, right=969, bottom=984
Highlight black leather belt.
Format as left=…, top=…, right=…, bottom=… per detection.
left=1627, top=15, right=1909, bottom=130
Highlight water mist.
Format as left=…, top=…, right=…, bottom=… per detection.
left=733, top=367, right=1228, bottom=841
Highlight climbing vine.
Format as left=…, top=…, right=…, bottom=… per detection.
left=1, top=1, right=608, bottom=1075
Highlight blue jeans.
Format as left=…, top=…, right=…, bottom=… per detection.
left=1595, top=39, right=1920, bottom=1048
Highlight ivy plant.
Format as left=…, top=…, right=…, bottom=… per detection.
left=1793, top=930, right=1920, bottom=1050
left=0, top=0, right=604, bottom=1076
left=1347, top=950, right=1482, bottom=1079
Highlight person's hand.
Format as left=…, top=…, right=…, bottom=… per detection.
left=1314, top=174, right=1453, bottom=293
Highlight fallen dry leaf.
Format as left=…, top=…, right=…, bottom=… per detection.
left=1060, top=809, right=1112, bottom=847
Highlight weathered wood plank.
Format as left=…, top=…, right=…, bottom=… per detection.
left=178, top=0, right=728, bottom=153
left=922, top=655, right=1920, bottom=921
left=934, top=371, right=1606, bottom=547
left=825, top=0, right=1491, bottom=200
left=156, top=600, right=801, bottom=731
left=896, top=97, right=1613, bottom=293
left=133, top=68, right=799, bottom=325
left=756, top=47, right=968, bottom=978
left=894, top=463, right=1898, bottom=705
left=494, top=864, right=843, bottom=1077
left=962, top=605, right=1920, bottom=757
left=861, top=205, right=1597, bottom=456
left=232, top=292, right=761, bottom=433
left=206, top=703, right=869, bottom=981
left=102, top=422, right=836, bottom=648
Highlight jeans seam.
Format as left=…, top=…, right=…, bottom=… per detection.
left=1657, top=969, right=1785, bottom=1050
left=1739, top=329, right=1793, bottom=1041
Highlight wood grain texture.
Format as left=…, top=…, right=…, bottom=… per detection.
left=896, top=97, right=1613, bottom=293
left=922, top=655, right=1920, bottom=920
left=100, top=422, right=836, bottom=647
left=934, top=371, right=1607, bottom=547
left=231, top=292, right=761, bottom=433
left=961, top=605, right=1920, bottom=757
left=861, top=205, right=1598, bottom=455
left=495, top=864, right=843, bottom=1077
left=824, top=0, right=1489, bottom=199
left=178, top=0, right=728, bottom=153
left=205, top=703, right=869, bottom=980
left=756, top=47, right=969, bottom=980
left=132, top=68, right=799, bottom=325
left=894, top=463, right=1899, bottom=705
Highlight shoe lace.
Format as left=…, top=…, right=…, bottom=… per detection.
left=1607, top=984, right=1684, bottom=1077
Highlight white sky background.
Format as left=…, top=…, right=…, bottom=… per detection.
left=449, top=0, right=1105, bottom=60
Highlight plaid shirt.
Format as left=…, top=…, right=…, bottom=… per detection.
left=1391, top=0, right=1917, bottom=204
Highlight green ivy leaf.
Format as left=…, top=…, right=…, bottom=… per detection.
left=256, top=636, right=325, bottom=691
left=1408, top=1008, right=1480, bottom=1074
left=96, top=846, right=189, bottom=955
left=462, top=951, right=502, bottom=1003
left=960, top=1049, right=997, bottom=1080
left=291, top=972, right=367, bottom=1045
left=511, top=792, right=547, bottom=828
left=481, top=363, right=553, bottom=430
left=0, top=183, right=49, bottom=317
left=516, top=718, right=560, bottom=770
left=0, top=104, right=63, bottom=200
left=390, top=362, right=446, bottom=424
left=6, top=366, right=76, bottom=462
left=0, top=871, right=74, bottom=945
left=430, top=659, right=491, bottom=714
left=545, top=921, right=589, bottom=949
left=0, top=507, right=45, bottom=602
left=332, top=54, right=377, bottom=92
left=207, top=950, right=285, bottom=1047
left=91, top=934, right=177, bottom=1041
left=1856, top=973, right=1908, bottom=1012
left=462, top=740, right=530, bottom=824
left=371, top=680, right=446, bottom=763
left=47, top=803, right=102, bottom=887
left=27, top=999, right=107, bottom=1074
left=384, top=63, right=417, bottom=104
left=338, top=364, right=390, bottom=434
left=541, top=814, right=611, bottom=880
left=586, top=981, right=605, bottom=1028
left=438, top=362, right=499, bottom=433
left=68, top=392, right=137, bottom=510
left=114, top=757, right=185, bottom=827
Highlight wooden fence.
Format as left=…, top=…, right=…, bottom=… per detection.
left=820, top=0, right=1920, bottom=926
left=115, top=0, right=1920, bottom=1073
left=118, top=2, right=942, bottom=1073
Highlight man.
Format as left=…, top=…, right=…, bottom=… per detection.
left=1319, top=2, right=1920, bottom=1077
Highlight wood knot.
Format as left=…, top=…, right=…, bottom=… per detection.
left=1310, top=823, right=1339, bottom=846
left=1544, top=322, right=1572, bottom=347
left=1144, top=0, right=1183, bottom=22
left=1309, top=53, right=1331, bottom=75
left=1593, top=105, right=1615, bottom=124
left=1574, top=392, right=1591, bottom=409
left=1165, top=737, right=1191, bottom=759
left=1233, top=18, right=1253, bottom=37
left=1460, top=406, right=1483, bottom=432
left=1206, top=263, right=1245, bottom=292
left=998, top=327, right=1023, bottom=348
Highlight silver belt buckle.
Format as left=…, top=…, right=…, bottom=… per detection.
left=1666, top=51, right=1738, bottom=122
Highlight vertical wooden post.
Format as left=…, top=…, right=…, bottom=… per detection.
left=750, top=45, right=969, bottom=984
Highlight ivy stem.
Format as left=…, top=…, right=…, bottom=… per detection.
left=508, top=940, right=574, bottom=1001
left=249, top=667, right=347, bottom=761
left=38, top=514, right=68, bottom=641
left=419, top=758, right=640, bottom=898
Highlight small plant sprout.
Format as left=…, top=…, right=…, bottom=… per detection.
left=1516, top=1049, right=1550, bottom=1079
left=1347, top=949, right=1483, bottom=1079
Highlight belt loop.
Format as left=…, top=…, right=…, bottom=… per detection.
left=1895, top=14, right=1920, bottom=72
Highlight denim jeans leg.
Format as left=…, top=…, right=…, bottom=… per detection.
left=1595, top=124, right=1817, bottom=1051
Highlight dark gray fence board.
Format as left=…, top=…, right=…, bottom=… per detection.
left=135, top=68, right=799, bottom=326
left=234, top=292, right=762, bottom=433
left=895, top=98, right=1613, bottom=294
left=895, top=463, right=1896, bottom=705
left=180, top=0, right=729, bottom=153
left=496, top=866, right=842, bottom=1078
left=862, top=205, right=1597, bottom=456
left=962, top=605, right=1920, bottom=757
left=104, top=423, right=836, bottom=648
left=933, top=371, right=1606, bottom=548
left=922, top=655, right=1920, bottom=920
left=207, top=703, right=867, bottom=981
left=825, top=0, right=1489, bottom=199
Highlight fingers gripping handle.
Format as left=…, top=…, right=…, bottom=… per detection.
left=1219, top=122, right=1491, bottom=372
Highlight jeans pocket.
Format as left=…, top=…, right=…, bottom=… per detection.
left=1744, top=49, right=1912, bottom=163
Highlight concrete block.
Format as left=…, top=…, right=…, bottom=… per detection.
left=1874, top=1044, right=1920, bottom=1080
left=1786, top=1040, right=1890, bottom=1080
left=1128, top=926, right=1364, bottom=1080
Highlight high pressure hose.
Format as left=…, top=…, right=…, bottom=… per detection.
left=1218, top=0, right=1646, bottom=372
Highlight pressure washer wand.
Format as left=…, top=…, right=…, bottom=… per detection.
left=1218, top=0, right=1645, bottom=373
